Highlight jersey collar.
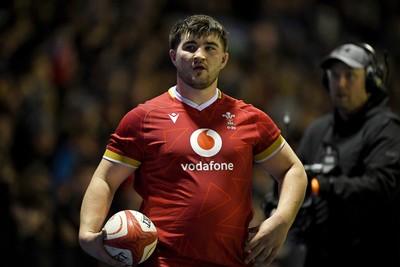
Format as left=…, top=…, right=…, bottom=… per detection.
left=169, top=86, right=221, bottom=111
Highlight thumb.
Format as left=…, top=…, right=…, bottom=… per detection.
left=100, top=228, right=108, bottom=240
left=247, top=225, right=260, bottom=243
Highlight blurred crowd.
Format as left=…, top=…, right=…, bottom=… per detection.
left=0, top=0, right=399, bottom=266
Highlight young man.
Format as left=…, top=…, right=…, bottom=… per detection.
left=297, top=43, right=400, bottom=267
left=79, top=14, right=307, bottom=267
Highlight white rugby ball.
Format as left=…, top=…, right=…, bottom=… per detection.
left=103, top=210, right=158, bottom=265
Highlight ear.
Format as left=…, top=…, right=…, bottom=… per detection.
left=221, top=52, right=229, bottom=69
left=169, top=49, right=177, bottom=66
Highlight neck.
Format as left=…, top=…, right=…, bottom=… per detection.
left=175, top=79, right=218, bottom=105
left=337, top=102, right=368, bottom=121
left=337, top=109, right=350, bottom=121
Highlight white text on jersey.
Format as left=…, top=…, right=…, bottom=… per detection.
left=181, top=160, right=234, bottom=171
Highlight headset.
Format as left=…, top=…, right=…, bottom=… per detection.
left=322, top=43, right=387, bottom=98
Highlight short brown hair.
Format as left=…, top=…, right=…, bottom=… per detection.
left=169, top=14, right=229, bottom=51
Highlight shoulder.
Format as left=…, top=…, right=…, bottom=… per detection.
left=364, top=106, right=400, bottom=139
left=305, top=113, right=333, bottom=133
left=139, top=91, right=176, bottom=110
left=113, top=92, right=175, bottom=133
left=366, top=106, right=400, bottom=128
left=220, top=93, right=269, bottom=117
left=298, top=113, right=333, bottom=150
left=124, top=91, right=175, bottom=117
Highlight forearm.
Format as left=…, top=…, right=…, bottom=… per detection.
left=274, top=162, right=308, bottom=228
left=79, top=177, right=115, bottom=235
left=245, top=154, right=307, bottom=266
left=79, top=159, right=135, bottom=237
left=257, top=143, right=308, bottom=227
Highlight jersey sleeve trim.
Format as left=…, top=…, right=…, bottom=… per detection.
left=103, top=149, right=140, bottom=168
left=254, top=134, right=286, bottom=163
left=168, top=87, right=176, bottom=98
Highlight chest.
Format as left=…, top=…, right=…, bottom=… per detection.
left=142, top=108, right=257, bottom=163
left=315, top=127, right=368, bottom=176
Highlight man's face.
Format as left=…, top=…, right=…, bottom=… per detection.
left=169, top=33, right=228, bottom=90
left=327, top=61, right=370, bottom=117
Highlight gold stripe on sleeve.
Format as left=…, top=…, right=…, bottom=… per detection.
left=103, top=149, right=141, bottom=168
left=254, top=135, right=286, bottom=163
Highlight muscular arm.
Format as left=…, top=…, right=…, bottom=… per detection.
left=259, top=143, right=308, bottom=226
left=79, top=159, right=135, bottom=266
left=245, top=143, right=308, bottom=265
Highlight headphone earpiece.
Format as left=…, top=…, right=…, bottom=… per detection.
left=359, top=43, right=385, bottom=94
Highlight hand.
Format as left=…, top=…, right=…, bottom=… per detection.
left=244, top=215, right=289, bottom=266
left=79, top=228, right=129, bottom=267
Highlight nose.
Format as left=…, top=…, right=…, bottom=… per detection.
left=193, top=47, right=206, bottom=61
left=336, top=74, right=347, bottom=88
left=329, top=73, right=347, bottom=90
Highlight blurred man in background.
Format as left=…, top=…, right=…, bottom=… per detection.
left=296, top=43, right=400, bottom=267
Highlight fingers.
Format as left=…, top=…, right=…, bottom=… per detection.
left=258, top=248, right=278, bottom=266
left=244, top=220, right=286, bottom=266
left=244, top=231, right=279, bottom=266
left=245, top=247, right=278, bottom=266
left=82, top=229, right=127, bottom=267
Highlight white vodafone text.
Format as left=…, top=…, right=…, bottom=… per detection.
left=181, top=160, right=234, bottom=171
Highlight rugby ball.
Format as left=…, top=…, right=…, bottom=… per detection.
left=103, top=210, right=158, bottom=265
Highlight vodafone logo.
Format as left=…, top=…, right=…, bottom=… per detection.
left=190, top=128, right=222, bottom=157
left=183, top=128, right=233, bottom=171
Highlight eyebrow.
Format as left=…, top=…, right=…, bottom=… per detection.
left=183, top=39, right=220, bottom=48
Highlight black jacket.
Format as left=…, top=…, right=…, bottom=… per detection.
left=296, top=97, right=400, bottom=267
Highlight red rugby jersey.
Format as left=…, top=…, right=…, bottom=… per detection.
left=104, top=87, right=284, bottom=267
